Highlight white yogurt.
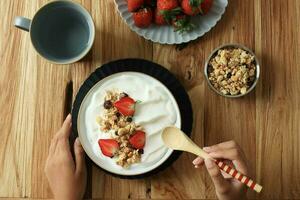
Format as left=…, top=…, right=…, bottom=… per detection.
left=78, top=72, right=181, bottom=175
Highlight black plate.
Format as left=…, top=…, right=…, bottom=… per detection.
left=72, top=58, right=193, bottom=178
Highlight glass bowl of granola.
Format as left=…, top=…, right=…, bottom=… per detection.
left=204, top=44, right=260, bottom=98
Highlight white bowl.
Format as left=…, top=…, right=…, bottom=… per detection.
left=114, top=0, right=228, bottom=44
left=77, top=72, right=181, bottom=176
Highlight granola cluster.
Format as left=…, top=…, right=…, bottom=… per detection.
left=97, top=91, right=135, bottom=133
left=208, top=48, right=256, bottom=95
left=96, top=90, right=143, bottom=168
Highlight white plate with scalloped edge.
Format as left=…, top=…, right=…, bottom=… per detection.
left=114, top=0, right=228, bottom=44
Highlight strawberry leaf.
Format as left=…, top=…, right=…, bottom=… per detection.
left=173, top=16, right=196, bottom=34
left=189, top=0, right=203, bottom=7
left=160, top=7, right=182, bottom=24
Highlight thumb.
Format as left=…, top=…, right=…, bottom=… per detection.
left=74, top=137, right=86, bottom=175
left=205, top=159, right=230, bottom=194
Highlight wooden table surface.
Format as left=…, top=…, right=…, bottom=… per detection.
left=1, top=0, right=300, bottom=199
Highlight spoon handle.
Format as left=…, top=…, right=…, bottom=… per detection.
left=215, top=160, right=262, bottom=193
left=191, top=145, right=262, bottom=193
left=190, top=144, right=211, bottom=160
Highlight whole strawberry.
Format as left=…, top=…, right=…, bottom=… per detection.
left=200, top=0, right=213, bottom=15
left=128, top=0, right=144, bottom=12
left=154, top=8, right=166, bottom=25
left=157, top=0, right=178, bottom=10
left=156, top=0, right=181, bottom=25
left=182, top=0, right=213, bottom=16
left=133, top=8, right=153, bottom=28
left=181, top=0, right=202, bottom=16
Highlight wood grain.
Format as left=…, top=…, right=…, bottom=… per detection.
left=0, top=0, right=299, bottom=199
left=256, top=0, right=300, bottom=199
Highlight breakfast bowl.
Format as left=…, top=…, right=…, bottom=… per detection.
left=204, top=44, right=260, bottom=98
left=72, top=59, right=193, bottom=178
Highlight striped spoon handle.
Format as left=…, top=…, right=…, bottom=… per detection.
left=215, top=160, right=262, bottom=193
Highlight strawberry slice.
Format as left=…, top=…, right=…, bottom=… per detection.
left=98, top=139, right=119, bottom=157
left=114, top=96, right=136, bottom=116
left=129, top=131, right=145, bottom=149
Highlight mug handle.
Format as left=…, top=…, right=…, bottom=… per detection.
left=14, top=16, right=31, bottom=32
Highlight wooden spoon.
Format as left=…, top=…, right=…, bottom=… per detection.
left=162, top=126, right=263, bottom=193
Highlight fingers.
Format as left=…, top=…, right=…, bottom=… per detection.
left=203, top=140, right=240, bottom=153
left=74, top=137, right=86, bottom=176
left=60, top=114, right=72, bottom=138
left=48, top=115, right=71, bottom=156
left=205, top=159, right=230, bottom=194
left=209, top=148, right=241, bottom=161
left=52, top=115, right=73, bottom=156
left=205, top=141, right=248, bottom=175
left=209, top=149, right=248, bottom=175
left=55, top=114, right=72, bottom=139
left=193, top=157, right=204, bottom=168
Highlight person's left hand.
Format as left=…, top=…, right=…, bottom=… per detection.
left=45, top=114, right=87, bottom=200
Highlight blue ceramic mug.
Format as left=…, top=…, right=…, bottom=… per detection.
left=14, top=1, right=95, bottom=64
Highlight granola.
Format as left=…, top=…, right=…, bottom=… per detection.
left=208, top=48, right=256, bottom=95
left=97, top=90, right=145, bottom=168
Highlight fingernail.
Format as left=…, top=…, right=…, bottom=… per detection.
left=67, top=114, right=72, bottom=127
left=194, top=165, right=199, bottom=168
left=204, top=159, right=214, bottom=168
left=192, top=157, right=200, bottom=165
left=75, top=138, right=81, bottom=146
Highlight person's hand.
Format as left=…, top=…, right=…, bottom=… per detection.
left=193, top=140, right=248, bottom=200
left=45, top=114, right=87, bottom=200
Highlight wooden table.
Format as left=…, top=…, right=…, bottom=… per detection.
left=1, top=0, right=299, bottom=199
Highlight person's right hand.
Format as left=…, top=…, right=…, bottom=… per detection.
left=193, top=140, right=248, bottom=200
